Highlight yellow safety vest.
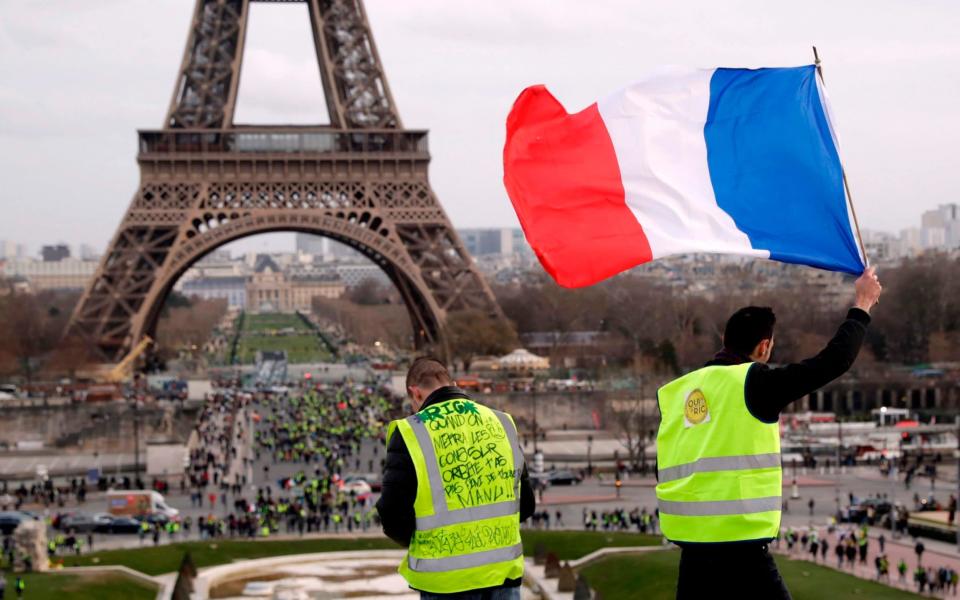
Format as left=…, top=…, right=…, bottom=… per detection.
left=655, top=363, right=782, bottom=543
left=387, top=397, right=525, bottom=594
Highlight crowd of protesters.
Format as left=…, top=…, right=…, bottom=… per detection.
left=779, top=522, right=960, bottom=596
left=174, top=380, right=400, bottom=541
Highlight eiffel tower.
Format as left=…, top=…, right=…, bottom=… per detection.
left=68, top=0, right=504, bottom=361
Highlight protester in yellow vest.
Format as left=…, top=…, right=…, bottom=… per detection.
left=378, top=357, right=535, bottom=598
left=657, top=267, right=881, bottom=600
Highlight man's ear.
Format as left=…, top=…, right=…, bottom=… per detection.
left=759, top=338, right=773, bottom=360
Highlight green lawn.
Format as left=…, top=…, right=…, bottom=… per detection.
left=242, top=313, right=310, bottom=332
left=580, top=551, right=922, bottom=600
left=2, top=572, right=156, bottom=600
left=57, top=531, right=657, bottom=576
left=236, top=333, right=331, bottom=364
left=521, top=530, right=660, bottom=560
left=233, top=312, right=332, bottom=364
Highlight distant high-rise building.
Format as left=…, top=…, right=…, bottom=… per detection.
left=295, top=233, right=326, bottom=256
left=921, top=204, right=960, bottom=249
left=327, top=239, right=363, bottom=261
left=41, top=244, right=71, bottom=262
left=0, top=240, right=26, bottom=259
left=78, top=243, right=100, bottom=261
left=457, top=228, right=532, bottom=258
left=861, top=230, right=900, bottom=262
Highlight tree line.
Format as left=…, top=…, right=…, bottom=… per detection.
left=0, top=252, right=956, bottom=382
left=481, top=253, right=960, bottom=375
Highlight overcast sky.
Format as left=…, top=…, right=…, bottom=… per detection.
left=1, top=0, right=958, bottom=257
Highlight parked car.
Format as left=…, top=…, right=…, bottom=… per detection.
left=840, top=498, right=893, bottom=524
left=917, top=495, right=942, bottom=512
left=344, top=473, right=382, bottom=492
left=0, top=512, right=26, bottom=535
left=545, top=470, right=583, bottom=485
left=531, top=469, right=584, bottom=487
left=97, top=516, right=141, bottom=534
left=340, top=478, right=372, bottom=496
left=138, top=513, right=172, bottom=526
left=59, top=513, right=102, bottom=533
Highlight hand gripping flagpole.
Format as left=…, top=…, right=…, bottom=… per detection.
left=812, top=46, right=870, bottom=270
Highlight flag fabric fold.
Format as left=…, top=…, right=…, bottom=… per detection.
left=503, top=65, right=865, bottom=288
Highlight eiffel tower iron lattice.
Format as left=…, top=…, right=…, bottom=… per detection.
left=68, top=0, right=505, bottom=362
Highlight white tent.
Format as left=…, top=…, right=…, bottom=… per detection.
left=498, top=348, right=549, bottom=371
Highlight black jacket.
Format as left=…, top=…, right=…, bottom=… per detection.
left=707, top=307, right=871, bottom=422
left=376, top=386, right=535, bottom=586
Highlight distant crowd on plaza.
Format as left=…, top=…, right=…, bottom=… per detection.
left=177, top=379, right=402, bottom=541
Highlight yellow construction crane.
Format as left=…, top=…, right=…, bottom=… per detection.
left=106, top=336, right=154, bottom=383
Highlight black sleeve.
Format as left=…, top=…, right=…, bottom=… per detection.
left=375, top=429, right=417, bottom=547
left=519, top=464, right=536, bottom=521
left=745, top=308, right=871, bottom=423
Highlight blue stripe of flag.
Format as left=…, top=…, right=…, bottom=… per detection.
left=704, top=65, right=865, bottom=274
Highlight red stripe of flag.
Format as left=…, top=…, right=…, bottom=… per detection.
left=503, top=85, right=652, bottom=288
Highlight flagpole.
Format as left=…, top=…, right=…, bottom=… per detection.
left=812, top=46, right=870, bottom=269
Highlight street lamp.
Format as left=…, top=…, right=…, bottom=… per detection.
left=532, top=383, right=538, bottom=454
left=587, top=434, right=594, bottom=477
left=128, top=394, right=141, bottom=489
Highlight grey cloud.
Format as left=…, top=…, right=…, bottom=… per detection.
left=0, top=0, right=958, bottom=256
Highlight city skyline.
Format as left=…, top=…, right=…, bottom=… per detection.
left=2, top=1, right=959, bottom=255
left=2, top=204, right=955, bottom=260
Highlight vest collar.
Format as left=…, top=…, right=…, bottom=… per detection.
left=705, top=348, right=750, bottom=367
left=419, top=385, right=469, bottom=411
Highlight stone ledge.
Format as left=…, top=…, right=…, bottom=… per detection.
left=58, top=565, right=168, bottom=600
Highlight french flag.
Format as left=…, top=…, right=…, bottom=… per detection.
left=503, top=65, right=866, bottom=288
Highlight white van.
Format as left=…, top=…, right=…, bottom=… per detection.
left=106, top=490, right=179, bottom=519
left=0, top=384, right=19, bottom=402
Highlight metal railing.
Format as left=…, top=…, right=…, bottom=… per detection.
left=138, top=128, right=429, bottom=156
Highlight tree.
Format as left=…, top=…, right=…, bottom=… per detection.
left=155, top=297, right=228, bottom=363
left=611, top=392, right=659, bottom=473
left=46, top=334, right=97, bottom=379
left=870, top=254, right=958, bottom=364
left=347, top=278, right=393, bottom=305
left=311, top=296, right=412, bottom=347
left=446, top=309, right=519, bottom=371
left=0, top=290, right=77, bottom=383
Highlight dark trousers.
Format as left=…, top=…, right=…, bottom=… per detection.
left=677, top=544, right=791, bottom=600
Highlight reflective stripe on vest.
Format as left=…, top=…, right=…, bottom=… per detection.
left=657, top=496, right=782, bottom=516
left=409, top=542, right=524, bottom=573
left=655, top=363, right=782, bottom=543
left=657, top=453, right=781, bottom=483
left=406, top=410, right=523, bottom=531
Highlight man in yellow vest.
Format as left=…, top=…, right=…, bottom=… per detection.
left=657, top=267, right=882, bottom=599
left=378, top=357, right=535, bottom=598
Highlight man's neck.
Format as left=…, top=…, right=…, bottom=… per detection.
left=417, top=385, right=467, bottom=411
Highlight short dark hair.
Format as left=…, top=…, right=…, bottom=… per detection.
left=723, top=306, right=776, bottom=357
left=406, top=356, right=452, bottom=392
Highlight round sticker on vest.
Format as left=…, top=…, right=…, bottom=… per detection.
left=683, top=389, right=710, bottom=427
